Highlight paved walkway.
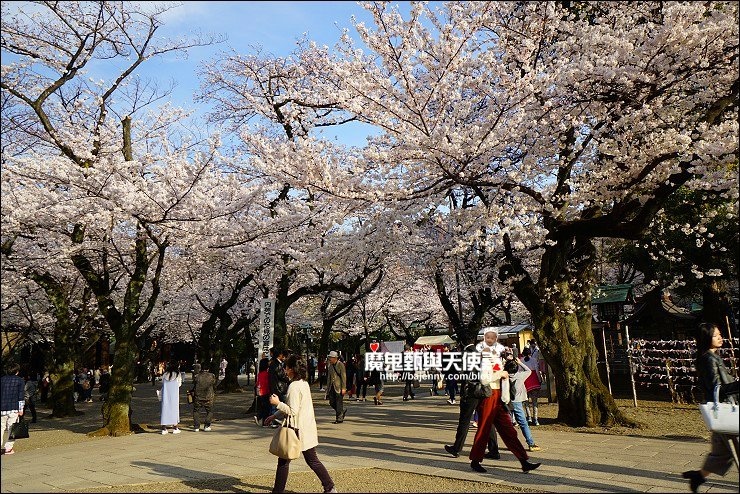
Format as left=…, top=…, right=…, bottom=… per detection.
left=2, top=387, right=738, bottom=493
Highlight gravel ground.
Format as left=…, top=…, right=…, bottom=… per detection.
left=70, top=468, right=533, bottom=493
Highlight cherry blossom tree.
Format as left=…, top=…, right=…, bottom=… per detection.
left=1, top=1, right=223, bottom=435
left=199, top=45, right=409, bottom=349
left=243, top=1, right=738, bottom=426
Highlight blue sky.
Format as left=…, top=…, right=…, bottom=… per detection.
left=146, top=2, right=375, bottom=107
left=139, top=1, right=384, bottom=146
left=2, top=1, right=393, bottom=146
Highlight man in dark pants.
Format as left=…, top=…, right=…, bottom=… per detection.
left=268, top=348, right=291, bottom=426
left=191, top=363, right=217, bottom=432
left=23, top=371, right=38, bottom=423
left=326, top=351, right=347, bottom=424
left=445, top=379, right=500, bottom=459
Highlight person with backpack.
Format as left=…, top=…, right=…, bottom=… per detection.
left=521, top=347, right=542, bottom=426
left=1, top=363, right=25, bottom=455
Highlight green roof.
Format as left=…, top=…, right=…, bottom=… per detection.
left=592, top=284, right=634, bottom=305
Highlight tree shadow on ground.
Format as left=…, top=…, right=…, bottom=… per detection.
left=130, top=460, right=264, bottom=492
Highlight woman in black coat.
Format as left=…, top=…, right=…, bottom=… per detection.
left=683, top=322, right=739, bottom=492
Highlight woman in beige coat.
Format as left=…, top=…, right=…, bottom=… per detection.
left=266, top=355, right=337, bottom=493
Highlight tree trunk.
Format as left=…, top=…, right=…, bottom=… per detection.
left=319, top=318, right=334, bottom=358
left=702, top=279, right=726, bottom=333
left=197, top=317, right=216, bottom=371
left=273, top=297, right=289, bottom=350
left=49, top=356, right=77, bottom=418
left=91, top=331, right=136, bottom=436
left=29, top=273, right=79, bottom=417
left=534, top=296, right=635, bottom=427
left=505, top=236, right=638, bottom=428
left=49, top=323, right=78, bottom=417
left=220, top=346, right=242, bottom=392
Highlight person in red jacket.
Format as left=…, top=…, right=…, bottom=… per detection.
left=254, top=357, right=271, bottom=426
left=317, top=357, right=327, bottom=391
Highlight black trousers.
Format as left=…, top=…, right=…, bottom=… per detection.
left=452, top=394, right=498, bottom=454
left=403, top=379, right=415, bottom=399
left=272, top=447, right=334, bottom=493
left=23, top=399, right=37, bottom=423
left=328, top=388, right=345, bottom=421
left=257, top=395, right=271, bottom=422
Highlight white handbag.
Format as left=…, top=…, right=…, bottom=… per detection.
left=269, top=415, right=302, bottom=460
left=699, top=385, right=739, bottom=436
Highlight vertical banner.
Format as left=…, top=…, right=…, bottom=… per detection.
left=260, top=298, right=276, bottom=358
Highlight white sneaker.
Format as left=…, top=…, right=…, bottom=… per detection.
left=172, top=428, right=181, bottom=434
left=161, top=429, right=168, bottom=435
left=203, top=426, right=211, bottom=432
left=194, top=427, right=200, bottom=432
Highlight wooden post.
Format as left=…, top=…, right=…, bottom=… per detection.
left=624, top=324, right=638, bottom=407
left=725, top=315, right=738, bottom=379
left=601, top=325, right=612, bottom=394
left=665, top=359, right=678, bottom=403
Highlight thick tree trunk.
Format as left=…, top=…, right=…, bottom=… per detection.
left=319, top=319, right=334, bottom=358
left=505, top=236, right=638, bottom=428
left=90, top=333, right=136, bottom=436
left=273, top=298, right=289, bottom=350
left=220, top=346, right=242, bottom=393
left=49, top=358, right=77, bottom=418
left=197, top=319, right=216, bottom=372
left=49, top=323, right=78, bottom=417
left=534, top=297, right=635, bottom=427
left=30, top=274, right=79, bottom=417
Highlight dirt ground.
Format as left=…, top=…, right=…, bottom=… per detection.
left=531, top=397, right=710, bottom=443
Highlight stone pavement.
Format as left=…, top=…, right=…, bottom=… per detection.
left=1, top=386, right=738, bottom=493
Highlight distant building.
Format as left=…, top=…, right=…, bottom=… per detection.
left=625, top=289, right=698, bottom=340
